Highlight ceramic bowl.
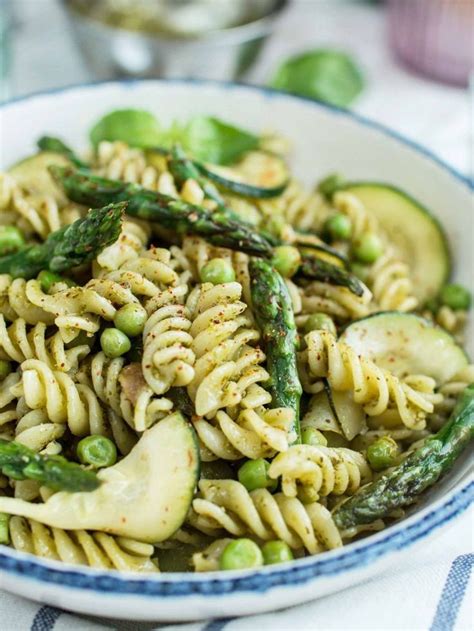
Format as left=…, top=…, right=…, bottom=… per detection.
left=0, top=80, right=472, bottom=622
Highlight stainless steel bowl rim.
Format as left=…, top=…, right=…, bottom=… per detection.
left=63, top=0, right=288, bottom=44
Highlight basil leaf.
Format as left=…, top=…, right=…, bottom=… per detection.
left=90, top=109, right=164, bottom=148
left=90, top=111, right=259, bottom=165
left=269, top=49, right=364, bottom=108
left=183, top=117, right=259, bottom=165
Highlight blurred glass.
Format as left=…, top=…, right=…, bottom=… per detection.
left=63, top=0, right=286, bottom=80
left=388, top=0, right=474, bottom=87
left=67, top=0, right=279, bottom=37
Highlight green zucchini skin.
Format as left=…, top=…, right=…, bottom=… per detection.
left=196, top=160, right=289, bottom=199
left=249, top=258, right=302, bottom=441
left=333, top=384, right=474, bottom=530
left=338, top=182, right=451, bottom=303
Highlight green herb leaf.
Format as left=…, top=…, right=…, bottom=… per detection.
left=183, top=116, right=259, bottom=165
left=269, top=49, right=365, bottom=108
left=90, top=109, right=164, bottom=148
left=89, top=110, right=259, bottom=165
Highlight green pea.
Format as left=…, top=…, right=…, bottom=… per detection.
left=352, top=232, right=383, bottom=264
left=0, top=512, right=9, bottom=544
left=367, top=436, right=399, bottom=471
left=350, top=262, right=371, bottom=283
left=317, top=173, right=345, bottom=199
left=100, top=328, right=131, bottom=358
left=77, top=435, right=117, bottom=468
left=439, top=284, right=471, bottom=311
left=304, top=313, right=337, bottom=336
left=219, top=538, right=263, bottom=571
left=272, top=245, right=302, bottom=278
left=262, top=540, right=294, bottom=565
left=200, top=258, right=236, bottom=285
left=324, top=213, right=352, bottom=241
left=301, top=426, right=327, bottom=447
left=0, top=226, right=25, bottom=256
left=38, top=270, right=76, bottom=293
left=238, top=458, right=277, bottom=492
left=0, top=360, right=12, bottom=381
left=114, top=303, right=148, bottom=337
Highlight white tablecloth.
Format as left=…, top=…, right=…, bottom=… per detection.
left=1, top=1, right=472, bottom=629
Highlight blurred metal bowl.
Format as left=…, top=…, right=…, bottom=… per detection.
left=62, top=0, right=288, bottom=81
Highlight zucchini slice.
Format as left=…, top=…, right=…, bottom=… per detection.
left=340, top=183, right=450, bottom=304
left=341, top=311, right=468, bottom=384
left=8, top=152, right=72, bottom=201
left=0, top=412, right=200, bottom=542
left=197, top=151, right=289, bottom=199
left=298, top=243, right=348, bottom=268
left=302, top=384, right=366, bottom=441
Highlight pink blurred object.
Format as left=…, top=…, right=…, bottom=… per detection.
left=388, top=0, right=474, bottom=87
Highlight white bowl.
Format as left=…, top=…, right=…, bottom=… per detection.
left=0, top=80, right=472, bottom=622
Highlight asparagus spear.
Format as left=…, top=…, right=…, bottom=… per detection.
left=298, top=254, right=365, bottom=297
left=0, top=439, right=100, bottom=492
left=249, top=258, right=302, bottom=441
left=50, top=166, right=273, bottom=258
left=37, top=136, right=89, bottom=169
left=0, top=202, right=124, bottom=279
left=50, top=166, right=364, bottom=296
left=334, top=384, right=474, bottom=530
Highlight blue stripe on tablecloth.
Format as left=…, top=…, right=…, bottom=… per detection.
left=202, top=618, right=235, bottom=631
left=430, top=553, right=473, bottom=631
left=30, top=605, right=62, bottom=631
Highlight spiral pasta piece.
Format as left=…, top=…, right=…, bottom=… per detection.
left=0, top=172, right=63, bottom=239
left=142, top=288, right=195, bottom=396
left=187, top=282, right=269, bottom=418
left=9, top=516, right=158, bottom=572
left=182, top=237, right=252, bottom=306
left=300, top=330, right=442, bottom=430
left=82, top=352, right=173, bottom=433
left=25, top=278, right=138, bottom=341
left=0, top=316, right=91, bottom=372
left=11, top=359, right=112, bottom=437
left=13, top=401, right=65, bottom=455
left=0, top=276, right=56, bottom=325
left=193, top=406, right=295, bottom=461
left=190, top=480, right=342, bottom=554
left=0, top=372, right=21, bottom=439
left=258, top=180, right=327, bottom=233
left=367, top=253, right=418, bottom=312
left=268, top=444, right=372, bottom=501
left=299, top=281, right=372, bottom=322
left=95, top=141, right=207, bottom=206
left=94, top=219, right=151, bottom=275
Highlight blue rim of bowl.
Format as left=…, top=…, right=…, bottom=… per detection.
left=0, top=79, right=472, bottom=597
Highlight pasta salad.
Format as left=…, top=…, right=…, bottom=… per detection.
left=0, top=110, right=472, bottom=574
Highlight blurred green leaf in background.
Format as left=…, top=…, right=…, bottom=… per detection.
left=269, top=49, right=365, bottom=108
